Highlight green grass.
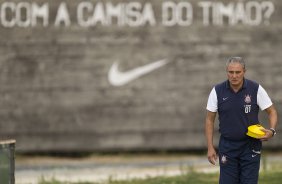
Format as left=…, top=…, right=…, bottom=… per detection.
left=107, top=173, right=219, bottom=184
left=39, top=171, right=282, bottom=184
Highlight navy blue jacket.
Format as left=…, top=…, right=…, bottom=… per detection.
left=215, top=79, right=259, bottom=140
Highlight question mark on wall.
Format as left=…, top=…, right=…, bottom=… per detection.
left=262, top=1, right=274, bottom=25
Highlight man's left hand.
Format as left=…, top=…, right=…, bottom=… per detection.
left=260, top=128, right=274, bottom=141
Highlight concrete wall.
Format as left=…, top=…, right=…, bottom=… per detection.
left=0, top=0, right=281, bottom=152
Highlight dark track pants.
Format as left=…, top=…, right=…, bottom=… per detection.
left=219, top=137, right=262, bottom=184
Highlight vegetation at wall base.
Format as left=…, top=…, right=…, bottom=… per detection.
left=39, top=171, right=282, bottom=184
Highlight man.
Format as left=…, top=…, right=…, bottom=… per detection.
left=205, top=57, right=278, bottom=184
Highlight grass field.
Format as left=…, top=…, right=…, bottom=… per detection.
left=39, top=171, right=282, bottom=184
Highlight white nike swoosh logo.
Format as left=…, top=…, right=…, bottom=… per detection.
left=252, top=150, right=261, bottom=154
left=108, top=59, right=168, bottom=86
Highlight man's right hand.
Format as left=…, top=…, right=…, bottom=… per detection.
left=207, top=147, right=218, bottom=165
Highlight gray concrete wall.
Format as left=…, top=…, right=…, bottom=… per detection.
left=0, top=0, right=281, bottom=152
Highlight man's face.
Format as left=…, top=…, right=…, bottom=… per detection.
left=226, top=62, right=245, bottom=87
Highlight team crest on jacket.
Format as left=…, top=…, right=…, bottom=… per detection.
left=244, top=95, right=251, bottom=103
left=221, top=155, right=228, bottom=164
